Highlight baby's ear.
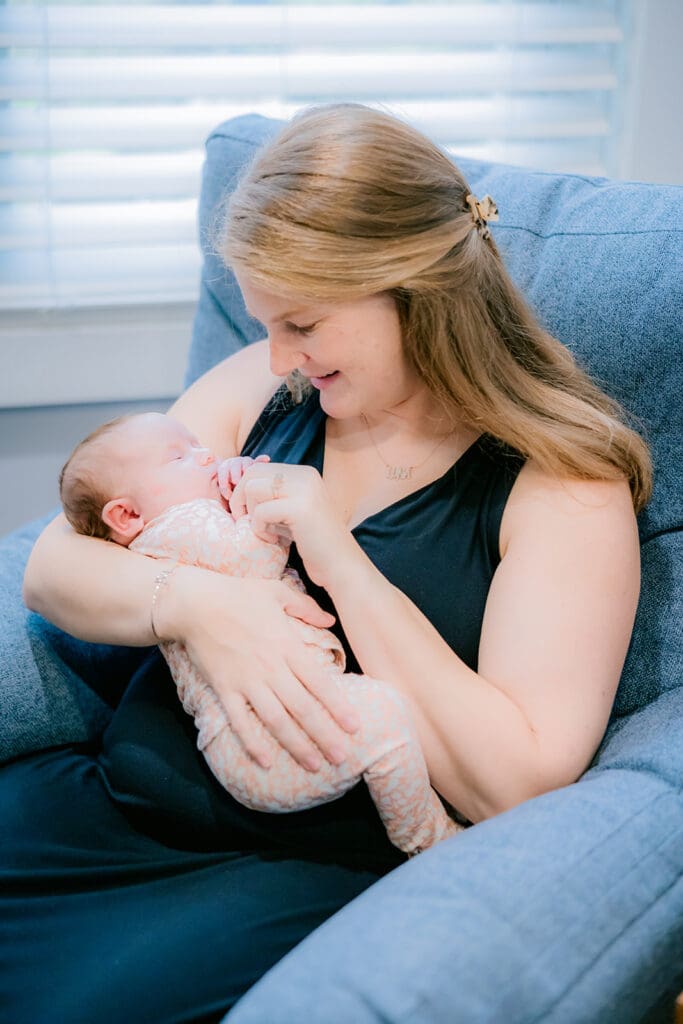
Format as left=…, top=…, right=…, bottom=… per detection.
left=102, top=498, right=145, bottom=545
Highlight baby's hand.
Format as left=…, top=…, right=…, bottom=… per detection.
left=217, top=454, right=270, bottom=501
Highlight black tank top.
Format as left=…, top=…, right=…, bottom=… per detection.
left=241, top=385, right=526, bottom=674
left=100, top=383, right=526, bottom=868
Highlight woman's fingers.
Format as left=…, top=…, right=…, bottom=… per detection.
left=281, top=586, right=336, bottom=629
left=229, top=475, right=259, bottom=519
left=222, top=692, right=274, bottom=769
left=232, top=670, right=356, bottom=771
left=288, top=645, right=360, bottom=737
left=249, top=684, right=328, bottom=771
left=222, top=666, right=345, bottom=772
left=218, top=455, right=271, bottom=501
left=230, top=463, right=295, bottom=519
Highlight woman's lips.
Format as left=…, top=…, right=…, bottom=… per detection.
left=310, top=371, right=339, bottom=389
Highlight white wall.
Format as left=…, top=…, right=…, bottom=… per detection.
left=624, top=0, right=683, bottom=185
left=0, top=302, right=193, bottom=538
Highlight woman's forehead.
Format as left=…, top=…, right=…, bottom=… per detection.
left=234, top=270, right=321, bottom=321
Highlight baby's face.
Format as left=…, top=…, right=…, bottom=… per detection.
left=110, top=413, right=222, bottom=523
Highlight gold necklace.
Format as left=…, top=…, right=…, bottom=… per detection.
left=361, top=413, right=455, bottom=481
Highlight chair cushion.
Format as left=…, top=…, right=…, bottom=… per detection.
left=0, top=514, right=148, bottom=764
left=612, top=528, right=682, bottom=716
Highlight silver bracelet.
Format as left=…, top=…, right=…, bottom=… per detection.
left=150, top=567, right=177, bottom=641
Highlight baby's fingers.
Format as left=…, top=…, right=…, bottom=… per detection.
left=229, top=457, right=257, bottom=487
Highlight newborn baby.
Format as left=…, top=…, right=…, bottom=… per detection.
left=59, top=412, right=462, bottom=855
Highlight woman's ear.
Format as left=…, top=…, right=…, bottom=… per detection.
left=101, top=498, right=145, bottom=545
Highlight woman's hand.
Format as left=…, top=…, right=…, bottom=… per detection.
left=216, top=453, right=270, bottom=503
left=228, top=462, right=354, bottom=589
left=162, top=566, right=360, bottom=771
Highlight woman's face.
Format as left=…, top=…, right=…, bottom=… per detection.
left=234, top=270, right=425, bottom=421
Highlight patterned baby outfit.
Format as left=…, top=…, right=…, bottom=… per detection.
left=131, top=498, right=461, bottom=855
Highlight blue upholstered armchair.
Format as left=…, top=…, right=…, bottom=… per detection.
left=2, top=114, right=681, bottom=1022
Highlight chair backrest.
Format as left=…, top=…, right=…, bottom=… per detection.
left=189, top=113, right=683, bottom=716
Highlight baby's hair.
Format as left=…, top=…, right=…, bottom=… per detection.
left=59, top=414, right=137, bottom=539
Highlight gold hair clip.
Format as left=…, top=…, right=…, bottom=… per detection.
left=465, top=193, right=499, bottom=240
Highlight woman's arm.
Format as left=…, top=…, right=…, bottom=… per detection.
left=321, top=466, right=640, bottom=824
left=232, top=460, right=640, bottom=824
left=23, top=339, right=273, bottom=639
left=23, top=341, right=361, bottom=768
left=24, top=513, right=172, bottom=644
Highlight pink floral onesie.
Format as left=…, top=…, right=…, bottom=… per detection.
left=130, top=497, right=462, bottom=855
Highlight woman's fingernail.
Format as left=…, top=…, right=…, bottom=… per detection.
left=344, top=714, right=360, bottom=731
left=305, top=756, right=322, bottom=771
left=330, top=746, right=347, bottom=765
left=259, top=757, right=272, bottom=770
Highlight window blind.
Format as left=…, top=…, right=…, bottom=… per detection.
left=0, top=1, right=632, bottom=312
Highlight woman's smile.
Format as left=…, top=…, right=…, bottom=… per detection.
left=309, top=371, right=340, bottom=389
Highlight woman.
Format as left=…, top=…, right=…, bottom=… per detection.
left=9, top=103, right=650, bottom=1022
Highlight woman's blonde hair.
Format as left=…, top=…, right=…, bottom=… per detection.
left=218, top=102, right=652, bottom=512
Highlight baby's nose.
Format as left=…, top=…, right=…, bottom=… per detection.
left=197, top=449, right=214, bottom=466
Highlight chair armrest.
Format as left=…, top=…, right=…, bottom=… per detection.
left=225, top=687, right=683, bottom=1024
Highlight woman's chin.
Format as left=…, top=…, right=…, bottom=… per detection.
left=316, top=384, right=353, bottom=419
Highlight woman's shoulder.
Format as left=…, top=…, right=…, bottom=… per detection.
left=169, top=340, right=282, bottom=458
left=499, top=457, right=636, bottom=560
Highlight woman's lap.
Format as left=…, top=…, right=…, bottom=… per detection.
left=1, top=656, right=400, bottom=1023
left=98, top=651, right=406, bottom=870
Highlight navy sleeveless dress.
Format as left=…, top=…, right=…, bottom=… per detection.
left=0, top=386, right=524, bottom=1024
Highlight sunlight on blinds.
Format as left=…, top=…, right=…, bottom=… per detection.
left=0, top=1, right=631, bottom=310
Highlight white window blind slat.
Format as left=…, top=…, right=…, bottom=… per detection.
left=0, top=199, right=197, bottom=250
left=0, top=152, right=203, bottom=203
left=2, top=52, right=619, bottom=102
left=0, top=0, right=632, bottom=313
left=0, top=245, right=201, bottom=310
left=1, top=4, right=623, bottom=49
left=0, top=95, right=612, bottom=157
left=0, top=101, right=292, bottom=151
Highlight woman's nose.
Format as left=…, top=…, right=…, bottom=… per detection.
left=268, top=335, right=307, bottom=377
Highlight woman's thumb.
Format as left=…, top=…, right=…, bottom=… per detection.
left=283, top=590, right=335, bottom=628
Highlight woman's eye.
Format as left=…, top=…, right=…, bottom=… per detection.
left=286, top=322, right=316, bottom=335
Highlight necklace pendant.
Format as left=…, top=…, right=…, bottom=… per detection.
left=386, top=465, right=412, bottom=481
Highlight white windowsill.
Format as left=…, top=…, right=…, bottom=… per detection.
left=1, top=302, right=195, bottom=409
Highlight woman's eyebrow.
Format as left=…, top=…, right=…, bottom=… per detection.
left=245, top=307, right=314, bottom=323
